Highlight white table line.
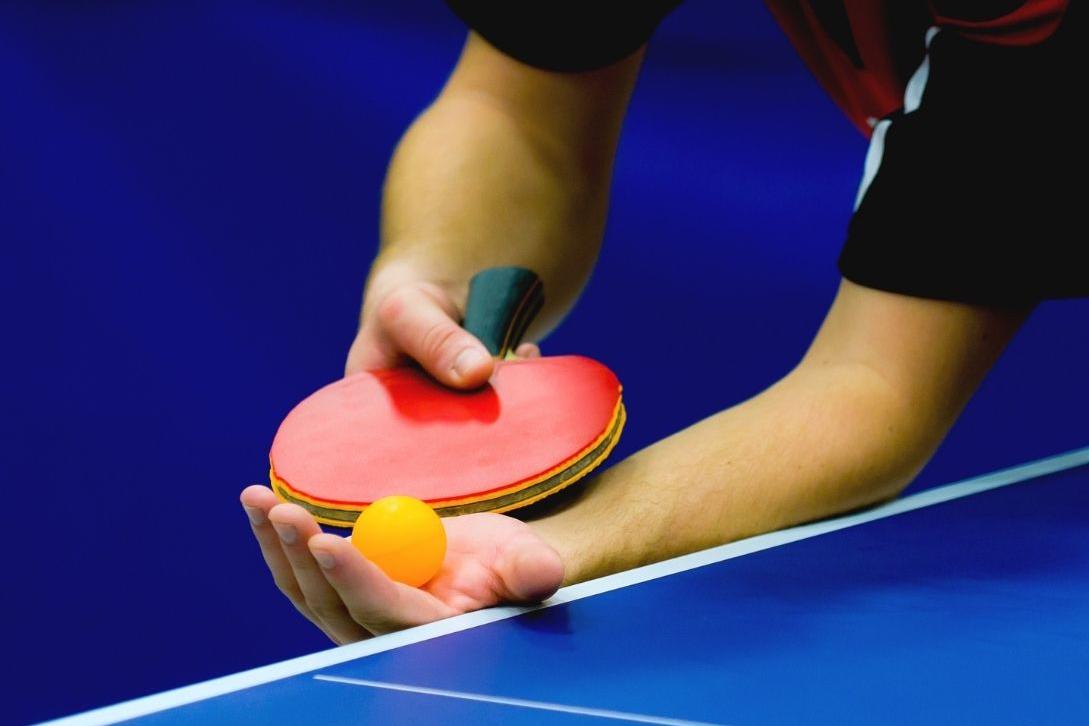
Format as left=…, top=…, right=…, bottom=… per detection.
left=313, top=674, right=725, bottom=726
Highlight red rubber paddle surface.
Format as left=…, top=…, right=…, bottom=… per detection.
left=270, top=356, right=621, bottom=506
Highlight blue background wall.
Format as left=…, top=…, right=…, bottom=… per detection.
left=2, top=2, right=1085, bottom=723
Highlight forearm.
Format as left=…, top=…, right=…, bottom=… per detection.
left=532, top=362, right=938, bottom=585
left=372, top=98, right=600, bottom=329
left=371, top=36, right=641, bottom=334
left=532, top=281, right=1027, bottom=585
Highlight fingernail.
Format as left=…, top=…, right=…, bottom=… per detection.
left=243, top=506, right=265, bottom=526
left=273, top=522, right=297, bottom=545
left=452, top=347, right=489, bottom=379
left=312, top=550, right=336, bottom=570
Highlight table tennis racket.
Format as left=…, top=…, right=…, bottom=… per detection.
left=269, top=267, right=625, bottom=527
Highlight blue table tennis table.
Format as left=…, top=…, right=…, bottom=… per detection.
left=45, top=447, right=1089, bottom=725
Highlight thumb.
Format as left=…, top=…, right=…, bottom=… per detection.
left=495, top=536, right=565, bottom=604
left=373, top=282, right=495, bottom=388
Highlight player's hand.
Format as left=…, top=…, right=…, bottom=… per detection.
left=240, top=485, right=564, bottom=644
left=344, top=264, right=540, bottom=388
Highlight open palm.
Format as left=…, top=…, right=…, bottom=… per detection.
left=241, top=485, right=564, bottom=644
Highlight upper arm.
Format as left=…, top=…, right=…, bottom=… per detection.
left=437, top=32, right=645, bottom=173
left=800, top=279, right=1030, bottom=455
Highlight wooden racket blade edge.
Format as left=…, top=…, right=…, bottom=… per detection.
left=270, top=398, right=626, bottom=528
left=474, top=402, right=626, bottom=516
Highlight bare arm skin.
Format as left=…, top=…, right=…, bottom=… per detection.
left=533, top=281, right=1029, bottom=583
left=240, top=34, right=1029, bottom=643
left=345, top=33, right=643, bottom=386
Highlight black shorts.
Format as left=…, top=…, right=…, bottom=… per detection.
left=841, top=9, right=1085, bottom=305
left=446, top=1, right=1086, bottom=306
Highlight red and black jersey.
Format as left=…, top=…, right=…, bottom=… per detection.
left=444, top=1, right=1085, bottom=304
left=766, top=0, right=1069, bottom=134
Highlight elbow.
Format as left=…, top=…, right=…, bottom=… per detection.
left=789, top=360, right=948, bottom=511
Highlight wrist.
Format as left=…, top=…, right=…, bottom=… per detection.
left=528, top=514, right=589, bottom=588
left=527, top=482, right=630, bottom=587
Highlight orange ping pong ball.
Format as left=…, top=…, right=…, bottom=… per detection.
left=351, top=496, right=447, bottom=587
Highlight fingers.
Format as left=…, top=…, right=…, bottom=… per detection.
left=344, top=328, right=396, bottom=377
left=493, top=533, right=565, bottom=604
left=242, top=487, right=449, bottom=640
left=307, top=534, right=457, bottom=635
left=266, top=503, right=370, bottom=644
left=240, top=486, right=324, bottom=629
left=374, top=282, right=494, bottom=388
left=514, top=342, right=541, bottom=359
left=347, top=278, right=543, bottom=383
left=246, top=488, right=552, bottom=638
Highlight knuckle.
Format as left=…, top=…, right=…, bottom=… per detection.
left=419, top=320, right=462, bottom=362
left=291, top=601, right=315, bottom=620
left=376, top=281, right=455, bottom=329
left=344, top=605, right=397, bottom=635
left=272, top=574, right=302, bottom=599
left=306, top=599, right=341, bottom=621
left=374, top=287, right=411, bottom=327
